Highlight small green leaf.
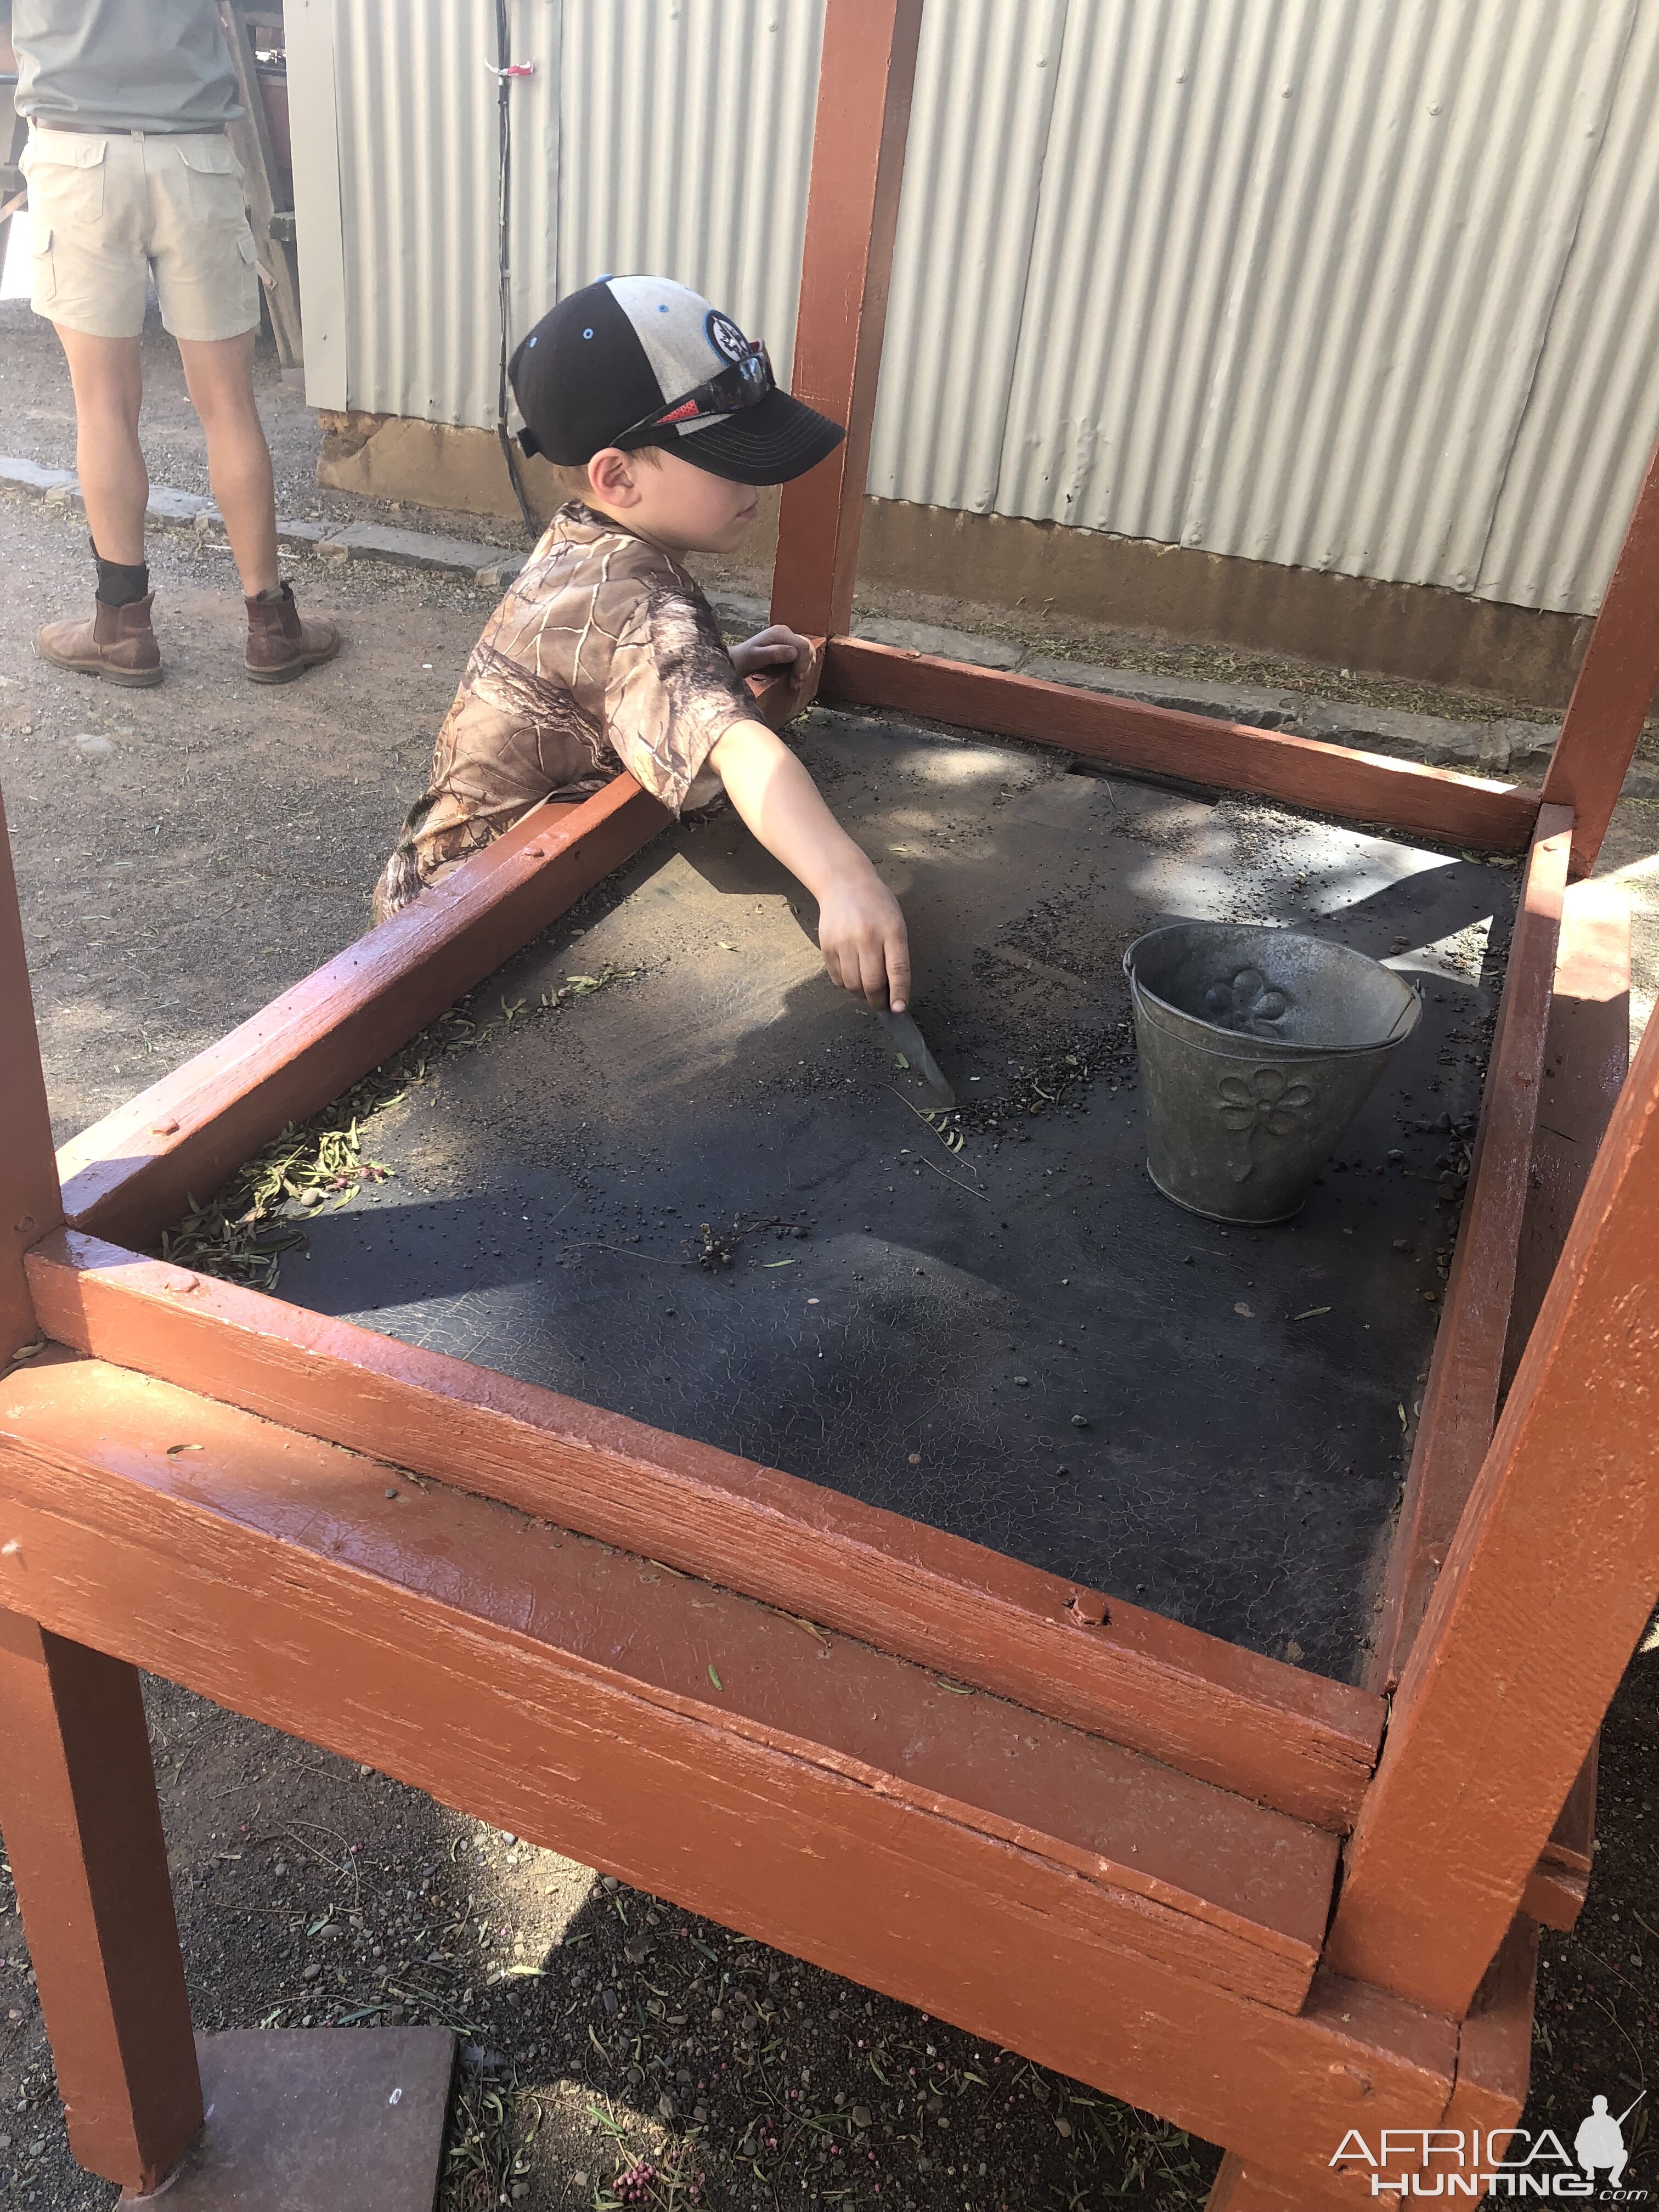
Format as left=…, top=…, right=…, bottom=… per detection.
left=708, top=1664, right=724, bottom=1691
left=763, top=1259, right=797, bottom=1268
left=1291, top=1306, right=1331, bottom=1321
left=716, top=940, right=739, bottom=951
left=894, top=1052, right=910, bottom=1069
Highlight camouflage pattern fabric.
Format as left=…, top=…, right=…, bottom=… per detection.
left=371, top=503, right=754, bottom=923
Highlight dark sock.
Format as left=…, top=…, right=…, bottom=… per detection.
left=91, top=539, right=150, bottom=610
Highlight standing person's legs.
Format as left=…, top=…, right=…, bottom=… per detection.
left=54, top=327, right=148, bottom=563
left=37, top=330, right=161, bottom=686
left=175, top=332, right=278, bottom=596
left=153, top=138, right=339, bottom=682
left=26, top=130, right=163, bottom=685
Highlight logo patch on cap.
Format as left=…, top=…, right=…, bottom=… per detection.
left=706, top=311, right=749, bottom=365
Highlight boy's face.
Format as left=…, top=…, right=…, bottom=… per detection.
left=583, top=446, right=759, bottom=555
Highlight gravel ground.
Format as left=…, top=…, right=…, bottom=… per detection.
left=0, top=301, right=1655, bottom=2212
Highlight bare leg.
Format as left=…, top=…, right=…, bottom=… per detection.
left=176, top=331, right=279, bottom=596
left=53, top=326, right=147, bottom=565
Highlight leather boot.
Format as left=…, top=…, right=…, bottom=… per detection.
left=36, top=593, right=163, bottom=687
left=245, top=581, right=342, bottom=684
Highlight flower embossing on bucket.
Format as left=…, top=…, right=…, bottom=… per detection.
left=1204, top=968, right=1290, bottom=1032
left=1216, top=1069, right=1319, bottom=1182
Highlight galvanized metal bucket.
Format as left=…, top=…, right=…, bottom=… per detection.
left=1122, top=923, right=1421, bottom=1224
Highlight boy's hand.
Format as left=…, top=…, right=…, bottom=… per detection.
left=816, top=861, right=912, bottom=1013
left=730, top=623, right=814, bottom=697
left=707, top=716, right=913, bottom=1012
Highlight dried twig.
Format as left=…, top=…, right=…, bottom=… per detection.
left=918, top=1153, right=991, bottom=1204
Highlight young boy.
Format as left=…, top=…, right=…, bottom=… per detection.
left=371, top=275, right=911, bottom=1013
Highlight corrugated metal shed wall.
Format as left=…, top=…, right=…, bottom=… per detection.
left=556, top=0, right=823, bottom=376
left=288, top=0, right=1659, bottom=617
left=1475, top=1, right=1659, bottom=608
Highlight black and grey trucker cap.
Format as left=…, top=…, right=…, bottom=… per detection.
left=508, top=275, right=844, bottom=485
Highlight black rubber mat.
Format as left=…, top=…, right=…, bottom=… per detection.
left=281, top=712, right=1516, bottom=1683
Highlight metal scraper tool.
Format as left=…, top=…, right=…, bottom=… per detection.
left=879, top=1007, right=955, bottom=1108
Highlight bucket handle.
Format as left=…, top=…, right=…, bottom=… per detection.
left=1381, top=979, right=1423, bottom=1046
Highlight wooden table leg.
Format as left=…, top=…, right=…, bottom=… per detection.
left=0, top=1609, right=201, bottom=2193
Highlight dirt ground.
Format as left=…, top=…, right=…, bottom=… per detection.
left=1, top=301, right=1656, bottom=2212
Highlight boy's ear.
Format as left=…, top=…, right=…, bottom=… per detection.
left=586, top=448, right=642, bottom=507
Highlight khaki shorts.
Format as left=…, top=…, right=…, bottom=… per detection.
left=21, top=125, right=260, bottom=343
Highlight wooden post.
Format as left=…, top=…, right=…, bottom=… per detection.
left=1542, top=426, right=1659, bottom=879
left=769, top=0, right=925, bottom=642
left=0, top=1611, right=201, bottom=2191
left=0, top=785, right=63, bottom=1363
left=1326, top=1008, right=1659, bottom=2013
left=1367, top=805, right=1571, bottom=1691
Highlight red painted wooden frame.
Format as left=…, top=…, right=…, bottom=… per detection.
left=3, top=4, right=1657, bottom=2204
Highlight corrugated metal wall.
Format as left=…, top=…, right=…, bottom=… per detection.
left=287, top=0, right=1659, bottom=617
left=556, top=0, right=823, bottom=376
left=290, top=0, right=819, bottom=426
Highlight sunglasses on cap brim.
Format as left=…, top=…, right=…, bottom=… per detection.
left=614, top=340, right=774, bottom=449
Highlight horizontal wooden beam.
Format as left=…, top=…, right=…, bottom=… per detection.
left=1367, top=806, right=1573, bottom=1693
left=1520, top=1859, right=1587, bottom=1933
left=0, top=1352, right=1453, bottom=2186
left=55, top=777, right=668, bottom=1251
left=821, top=640, right=1542, bottom=854
left=28, top=1231, right=1384, bottom=1832
left=1205, top=1917, right=1538, bottom=2204
left=52, top=662, right=807, bottom=1257
left=0, top=1353, right=1335, bottom=2008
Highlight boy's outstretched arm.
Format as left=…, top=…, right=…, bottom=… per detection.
left=707, top=719, right=911, bottom=1013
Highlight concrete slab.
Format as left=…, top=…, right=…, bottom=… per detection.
left=853, top=614, right=1028, bottom=669
left=473, top=554, right=526, bottom=589
left=276, top=517, right=332, bottom=551
left=119, top=2029, right=453, bottom=2211
left=1293, top=696, right=1487, bottom=766
left=0, top=452, right=77, bottom=496
left=145, top=485, right=217, bottom=528
left=318, top=521, right=514, bottom=574
left=1489, top=718, right=1560, bottom=770
left=1020, top=652, right=1305, bottom=729
left=707, top=589, right=768, bottom=639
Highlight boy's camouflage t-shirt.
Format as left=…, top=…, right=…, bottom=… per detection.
left=371, top=501, right=754, bottom=922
